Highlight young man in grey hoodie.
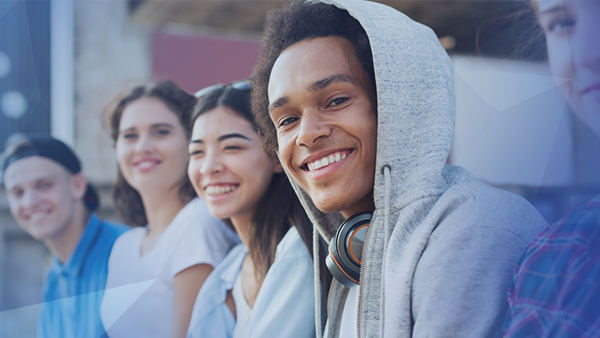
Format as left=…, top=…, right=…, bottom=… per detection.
left=251, top=0, right=548, bottom=337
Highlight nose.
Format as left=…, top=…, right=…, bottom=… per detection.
left=296, top=109, right=332, bottom=148
left=199, top=149, right=225, bottom=175
left=134, top=133, right=154, bottom=154
left=571, top=15, right=600, bottom=76
left=21, top=189, right=41, bottom=208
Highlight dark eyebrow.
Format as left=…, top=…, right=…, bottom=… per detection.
left=309, top=74, right=354, bottom=92
left=268, top=74, right=354, bottom=113
left=269, top=97, right=289, bottom=113
left=119, top=123, right=174, bottom=134
left=151, top=123, right=174, bottom=129
left=537, top=1, right=564, bottom=15
left=218, top=133, right=251, bottom=142
left=119, top=127, right=134, bottom=134
left=189, top=133, right=251, bottom=145
left=539, top=7, right=564, bottom=15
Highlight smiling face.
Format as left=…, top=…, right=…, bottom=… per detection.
left=537, top=0, right=600, bottom=135
left=268, top=36, right=377, bottom=218
left=188, top=106, right=282, bottom=225
left=115, top=97, right=190, bottom=196
left=4, top=156, right=86, bottom=241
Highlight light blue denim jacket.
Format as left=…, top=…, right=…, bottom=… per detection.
left=187, top=227, right=316, bottom=338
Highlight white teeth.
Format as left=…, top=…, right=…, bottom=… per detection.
left=30, top=212, right=47, bottom=221
left=307, top=152, right=348, bottom=172
left=138, top=161, right=155, bottom=169
left=205, top=185, right=237, bottom=196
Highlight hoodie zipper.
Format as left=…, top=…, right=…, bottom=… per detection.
left=356, top=218, right=373, bottom=338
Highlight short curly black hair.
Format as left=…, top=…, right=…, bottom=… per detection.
left=251, top=0, right=375, bottom=154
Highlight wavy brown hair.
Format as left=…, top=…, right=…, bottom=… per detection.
left=103, top=80, right=197, bottom=226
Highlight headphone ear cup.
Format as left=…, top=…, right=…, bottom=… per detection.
left=325, top=234, right=360, bottom=287
left=325, top=212, right=371, bottom=287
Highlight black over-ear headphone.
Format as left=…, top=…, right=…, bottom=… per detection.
left=325, top=212, right=372, bottom=288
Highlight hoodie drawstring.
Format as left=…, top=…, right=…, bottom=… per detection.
left=314, top=226, right=323, bottom=338
left=382, top=165, right=392, bottom=246
left=380, top=164, right=392, bottom=338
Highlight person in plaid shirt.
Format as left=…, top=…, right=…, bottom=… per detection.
left=504, top=198, right=600, bottom=336
left=503, top=0, right=600, bottom=336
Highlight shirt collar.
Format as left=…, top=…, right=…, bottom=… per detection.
left=50, top=213, right=102, bottom=278
left=219, top=244, right=248, bottom=288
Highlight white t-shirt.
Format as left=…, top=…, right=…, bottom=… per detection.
left=339, top=286, right=360, bottom=338
left=232, top=269, right=252, bottom=338
left=100, top=198, right=239, bottom=338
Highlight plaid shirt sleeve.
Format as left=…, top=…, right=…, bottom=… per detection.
left=503, top=196, right=600, bottom=337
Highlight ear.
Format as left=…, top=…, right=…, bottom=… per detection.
left=273, top=157, right=284, bottom=174
left=70, top=173, right=88, bottom=200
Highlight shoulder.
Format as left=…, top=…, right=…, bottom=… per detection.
left=196, top=244, right=246, bottom=295
left=177, top=198, right=214, bottom=225
left=517, top=196, right=600, bottom=277
left=98, top=217, right=129, bottom=239
left=172, top=198, right=236, bottom=238
left=215, top=244, right=247, bottom=273
left=261, top=227, right=314, bottom=282
left=434, top=166, right=548, bottom=243
left=205, top=244, right=246, bottom=285
left=110, top=226, right=143, bottom=251
left=274, top=227, right=312, bottom=262
left=400, top=169, right=547, bottom=268
left=506, top=197, right=600, bottom=336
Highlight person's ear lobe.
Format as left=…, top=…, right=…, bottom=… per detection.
left=71, top=173, right=88, bottom=200
left=274, top=161, right=284, bottom=174
left=273, top=150, right=285, bottom=174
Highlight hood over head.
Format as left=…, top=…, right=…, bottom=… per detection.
left=284, top=0, right=455, bottom=240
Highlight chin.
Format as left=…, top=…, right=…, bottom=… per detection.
left=312, top=198, right=348, bottom=214
left=31, top=227, right=57, bottom=241
left=205, top=205, right=233, bottom=220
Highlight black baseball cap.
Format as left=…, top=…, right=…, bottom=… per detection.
left=1, top=134, right=100, bottom=210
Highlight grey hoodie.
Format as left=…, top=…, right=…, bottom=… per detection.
left=284, top=0, right=549, bottom=337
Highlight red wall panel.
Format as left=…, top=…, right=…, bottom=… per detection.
left=152, top=31, right=261, bottom=94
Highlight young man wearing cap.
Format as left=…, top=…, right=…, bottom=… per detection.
left=1, top=135, right=128, bottom=338
left=251, top=0, right=548, bottom=337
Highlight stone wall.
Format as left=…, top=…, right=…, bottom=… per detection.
left=73, top=0, right=151, bottom=185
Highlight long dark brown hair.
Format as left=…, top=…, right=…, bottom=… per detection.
left=192, top=84, right=331, bottom=293
left=103, top=80, right=197, bottom=226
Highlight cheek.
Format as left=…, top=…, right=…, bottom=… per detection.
left=277, top=135, right=295, bottom=171
left=48, top=185, right=71, bottom=205
left=547, top=38, right=572, bottom=80
left=187, top=160, right=202, bottom=189
left=115, top=142, right=131, bottom=168
left=8, top=200, right=22, bottom=218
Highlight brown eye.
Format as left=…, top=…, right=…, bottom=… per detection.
left=280, top=117, right=299, bottom=127
left=329, top=97, right=349, bottom=107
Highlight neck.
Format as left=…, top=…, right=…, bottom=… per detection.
left=341, top=193, right=375, bottom=219
left=230, top=212, right=253, bottom=249
left=140, top=187, right=187, bottom=234
left=44, top=203, right=89, bottom=264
